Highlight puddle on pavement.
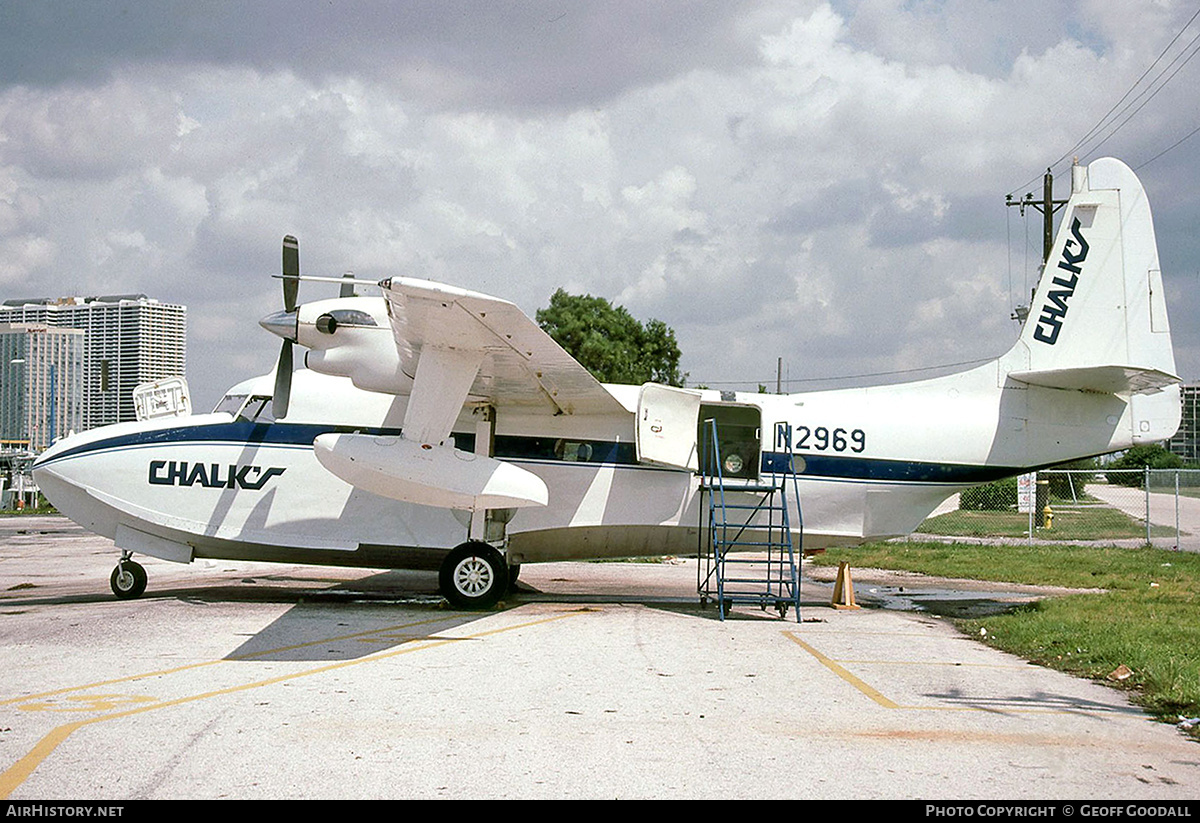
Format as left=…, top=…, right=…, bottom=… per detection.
left=856, top=584, right=1039, bottom=618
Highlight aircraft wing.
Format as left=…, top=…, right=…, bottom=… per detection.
left=383, top=277, right=629, bottom=444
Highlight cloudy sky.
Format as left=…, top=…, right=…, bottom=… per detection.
left=2, top=0, right=1199, bottom=407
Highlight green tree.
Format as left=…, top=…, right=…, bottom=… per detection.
left=536, top=289, right=685, bottom=386
left=1106, top=444, right=1182, bottom=487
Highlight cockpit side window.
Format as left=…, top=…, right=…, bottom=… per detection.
left=212, top=394, right=275, bottom=422
left=213, top=394, right=248, bottom=416
left=242, top=395, right=276, bottom=423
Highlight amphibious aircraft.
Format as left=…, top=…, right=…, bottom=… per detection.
left=32, top=157, right=1181, bottom=608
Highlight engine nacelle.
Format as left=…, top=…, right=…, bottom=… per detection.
left=293, top=296, right=413, bottom=395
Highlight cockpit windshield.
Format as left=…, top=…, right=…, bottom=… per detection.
left=212, top=394, right=276, bottom=423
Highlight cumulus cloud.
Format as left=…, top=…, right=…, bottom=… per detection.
left=0, top=0, right=1198, bottom=404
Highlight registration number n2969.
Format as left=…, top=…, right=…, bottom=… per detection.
left=786, top=425, right=866, bottom=453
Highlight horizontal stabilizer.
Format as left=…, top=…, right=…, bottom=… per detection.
left=313, top=433, right=548, bottom=510
left=1008, top=365, right=1180, bottom=395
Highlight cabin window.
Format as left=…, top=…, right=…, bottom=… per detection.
left=491, top=435, right=637, bottom=464
left=556, top=441, right=594, bottom=462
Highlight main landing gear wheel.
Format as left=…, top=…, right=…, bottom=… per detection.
left=439, top=542, right=508, bottom=609
left=110, top=560, right=147, bottom=600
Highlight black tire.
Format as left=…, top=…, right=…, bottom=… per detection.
left=507, top=563, right=521, bottom=588
left=439, top=542, right=508, bottom=609
left=110, top=560, right=147, bottom=600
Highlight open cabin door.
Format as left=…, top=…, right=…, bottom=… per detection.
left=636, top=384, right=702, bottom=471
left=698, top=403, right=762, bottom=481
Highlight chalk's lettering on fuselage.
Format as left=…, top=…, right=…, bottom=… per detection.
left=1033, top=216, right=1090, bottom=345
left=149, top=460, right=286, bottom=490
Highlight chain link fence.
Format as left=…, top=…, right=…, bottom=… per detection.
left=918, top=469, right=1200, bottom=549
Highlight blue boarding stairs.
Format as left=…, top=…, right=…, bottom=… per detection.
left=697, top=420, right=803, bottom=622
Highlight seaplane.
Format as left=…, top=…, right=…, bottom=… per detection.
left=32, top=157, right=1181, bottom=608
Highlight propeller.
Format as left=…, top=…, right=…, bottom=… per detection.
left=260, top=239, right=376, bottom=418
left=273, top=235, right=300, bottom=419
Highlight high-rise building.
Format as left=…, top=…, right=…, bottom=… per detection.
left=0, top=323, right=85, bottom=451
left=0, top=295, right=186, bottom=430
left=1168, top=384, right=1200, bottom=463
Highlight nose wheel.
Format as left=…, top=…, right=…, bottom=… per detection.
left=110, top=557, right=147, bottom=600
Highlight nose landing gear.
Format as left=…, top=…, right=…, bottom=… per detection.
left=110, top=553, right=147, bottom=600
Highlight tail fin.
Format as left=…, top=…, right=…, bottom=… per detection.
left=1007, top=157, right=1178, bottom=394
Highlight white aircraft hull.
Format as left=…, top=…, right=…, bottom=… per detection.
left=31, top=158, right=1183, bottom=606
left=33, top=357, right=1177, bottom=563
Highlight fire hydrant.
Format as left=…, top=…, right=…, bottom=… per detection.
left=1043, top=504, right=1053, bottom=529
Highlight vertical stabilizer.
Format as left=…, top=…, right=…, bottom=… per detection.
left=1008, top=157, right=1178, bottom=394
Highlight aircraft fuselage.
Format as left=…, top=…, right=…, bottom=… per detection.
left=32, top=351, right=1177, bottom=573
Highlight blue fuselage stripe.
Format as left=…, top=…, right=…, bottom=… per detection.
left=35, top=422, right=1019, bottom=486
left=761, top=451, right=1018, bottom=485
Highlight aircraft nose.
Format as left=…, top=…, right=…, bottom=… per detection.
left=31, top=435, right=69, bottom=473
left=259, top=309, right=298, bottom=342
left=31, top=439, right=77, bottom=511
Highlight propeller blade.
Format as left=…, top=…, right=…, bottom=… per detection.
left=282, top=235, right=300, bottom=312
left=273, top=339, right=293, bottom=419
left=340, top=271, right=355, bottom=299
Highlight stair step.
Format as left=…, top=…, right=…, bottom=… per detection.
left=720, top=580, right=798, bottom=589
left=701, top=484, right=783, bottom=493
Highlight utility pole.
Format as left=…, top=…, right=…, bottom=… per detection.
left=1006, top=167, right=1070, bottom=266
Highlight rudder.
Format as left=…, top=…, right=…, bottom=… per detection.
left=1007, top=157, right=1178, bottom=395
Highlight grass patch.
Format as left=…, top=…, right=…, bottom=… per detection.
left=814, top=541, right=1200, bottom=729
left=0, top=506, right=58, bottom=517
left=919, top=507, right=1174, bottom=541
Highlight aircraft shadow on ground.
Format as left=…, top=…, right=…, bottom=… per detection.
left=215, top=569, right=509, bottom=662
left=224, top=572, right=771, bottom=662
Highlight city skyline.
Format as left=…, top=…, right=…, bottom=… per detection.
left=0, top=295, right=186, bottom=446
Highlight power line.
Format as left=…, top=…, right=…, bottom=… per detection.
left=1007, top=3, right=1200, bottom=196
left=1075, top=31, right=1200, bottom=162
left=690, top=356, right=996, bottom=389
left=1059, top=5, right=1200, bottom=167
left=1136, top=121, right=1200, bottom=170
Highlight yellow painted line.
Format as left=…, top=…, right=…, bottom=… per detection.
left=782, top=631, right=900, bottom=708
left=1, top=723, right=85, bottom=797
left=784, top=631, right=1088, bottom=715
left=0, top=613, right=455, bottom=707
left=16, top=694, right=159, bottom=713
left=0, top=610, right=583, bottom=799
